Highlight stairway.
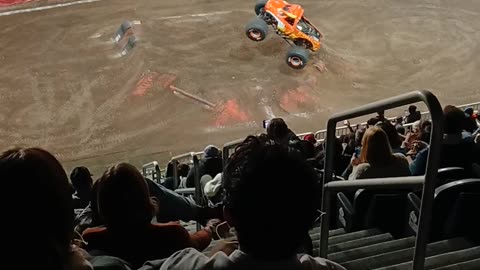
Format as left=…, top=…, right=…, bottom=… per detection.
left=308, top=225, right=480, bottom=270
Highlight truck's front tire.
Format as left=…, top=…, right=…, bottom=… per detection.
left=286, top=46, right=310, bottom=69
left=245, top=17, right=269, bottom=41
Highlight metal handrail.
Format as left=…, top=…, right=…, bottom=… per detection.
left=314, top=100, right=479, bottom=141
left=170, top=152, right=203, bottom=190
left=193, top=155, right=202, bottom=231
left=320, top=90, right=443, bottom=270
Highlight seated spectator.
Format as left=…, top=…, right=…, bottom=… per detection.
left=464, top=108, right=478, bottom=134
left=418, top=120, right=432, bottom=144
left=83, top=163, right=216, bottom=268
left=349, top=127, right=411, bottom=180
left=394, top=117, right=405, bottom=135
left=186, top=145, right=223, bottom=188
left=410, top=105, right=480, bottom=176
left=75, top=176, right=222, bottom=233
left=159, top=135, right=345, bottom=270
left=266, top=118, right=304, bottom=156
left=1, top=147, right=130, bottom=270
left=315, top=137, right=349, bottom=175
left=70, top=166, right=94, bottom=209
left=162, top=163, right=189, bottom=190
left=375, top=121, right=404, bottom=154
left=367, top=111, right=387, bottom=127
left=303, top=133, right=317, bottom=145
left=404, top=105, right=421, bottom=124
left=401, top=120, right=422, bottom=150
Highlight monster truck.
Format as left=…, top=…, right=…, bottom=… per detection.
left=245, top=0, right=324, bottom=69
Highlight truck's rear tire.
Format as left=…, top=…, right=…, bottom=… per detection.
left=245, top=17, right=268, bottom=42
left=286, top=46, right=310, bottom=69
left=255, top=0, right=268, bottom=15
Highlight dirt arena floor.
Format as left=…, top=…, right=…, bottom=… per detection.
left=1, top=0, right=480, bottom=175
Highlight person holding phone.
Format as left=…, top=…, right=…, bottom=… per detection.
left=349, top=127, right=411, bottom=180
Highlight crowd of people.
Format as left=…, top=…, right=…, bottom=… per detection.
left=2, top=103, right=479, bottom=270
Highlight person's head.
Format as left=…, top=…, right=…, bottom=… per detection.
left=360, top=127, right=393, bottom=166
left=355, top=127, right=366, bottom=147
left=303, top=133, right=316, bottom=145
left=300, top=140, right=315, bottom=159
left=177, top=163, right=190, bottom=177
left=444, top=105, right=466, bottom=134
left=465, top=108, right=474, bottom=116
left=70, top=166, right=93, bottom=194
left=412, top=120, right=421, bottom=133
left=420, top=120, right=432, bottom=131
left=266, top=118, right=290, bottom=142
left=408, top=105, right=417, bottom=114
left=375, top=121, right=402, bottom=150
left=223, top=135, right=317, bottom=260
left=395, top=117, right=403, bottom=124
left=204, top=145, right=220, bottom=159
left=0, top=148, right=73, bottom=269
left=97, top=163, right=155, bottom=228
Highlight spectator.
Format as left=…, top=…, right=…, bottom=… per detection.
left=83, top=163, right=216, bottom=268
left=375, top=121, right=404, bottom=154
left=464, top=108, right=478, bottom=134
left=1, top=147, right=130, bottom=270
left=186, top=145, right=223, bottom=188
left=401, top=120, right=422, bottom=150
left=266, top=118, right=304, bottom=156
left=367, top=111, right=386, bottom=127
left=75, top=176, right=223, bottom=232
left=404, top=105, right=422, bottom=124
left=394, top=117, right=405, bottom=135
left=159, top=135, right=345, bottom=270
left=410, top=105, right=480, bottom=176
left=349, top=127, right=411, bottom=180
left=315, top=137, right=349, bottom=175
left=303, top=133, right=317, bottom=145
left=418, top=120, right=432, bottom=144
left=70, top=166, right=94, bottom=209
left=162, top=163, right=189, bottom=190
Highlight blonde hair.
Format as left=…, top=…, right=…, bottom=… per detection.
left=360, top=127, right=393, bottom=166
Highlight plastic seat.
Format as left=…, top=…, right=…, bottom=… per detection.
left=337, top=188, right=412, bottom=237
left=407, top=179, right=480, bottom=242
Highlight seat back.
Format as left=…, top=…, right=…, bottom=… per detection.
left=436, top=167, right=466, bottom=187
left=431, top=179, right=480, bottom=241
left=353, top=189, right=411, bottom=237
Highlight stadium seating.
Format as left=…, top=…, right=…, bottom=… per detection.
left=407, top=179, right=480, bottom=242
left=136, top=93, right=480, bottom=270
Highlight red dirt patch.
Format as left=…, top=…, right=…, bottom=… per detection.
left=214, top=99, right=250, bottom=127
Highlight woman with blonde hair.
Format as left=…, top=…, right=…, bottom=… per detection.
left=349, top=127, right=411, bottom=180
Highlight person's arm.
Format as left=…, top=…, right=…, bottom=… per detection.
left=171, top=223, right=214, bottom=251
left=409, top=148, right=429, bottom=176
left=146, top=179, right=200, bottom=223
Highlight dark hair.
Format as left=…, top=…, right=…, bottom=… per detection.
left=97, top=163, right=155, bottom=228
left=177, top=163, right=190, bottom=177
left=223, top=135, right=318, bottom=260
left=444, top=105, right=465, bottom=134
left=70, top=166, right=93, bottom=192
left=375, top=121, right=402, bottom=150
left=266, top=118, right=290, bottom=142
left=0, top=148, right=73, bottom=269
left=409, top=105, right=417, bottom=113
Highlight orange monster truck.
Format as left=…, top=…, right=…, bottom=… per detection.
left=245, top=0, right=324, bottom=69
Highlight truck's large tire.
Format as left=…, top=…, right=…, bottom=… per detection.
left=245, top=17, right=268, bottom=42
left=255, top=0, right=268, bottom=15
left=286, top=46, right=310, bottom=69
